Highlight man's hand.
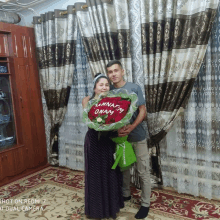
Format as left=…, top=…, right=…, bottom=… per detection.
left=82, top=96, right=90, bottom=108
left=117, top=105, right=146, bottom=137
left=118, top=124, right=134, bottom=137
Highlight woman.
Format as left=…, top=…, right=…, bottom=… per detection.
left=82, top=73, right=124, bottom=219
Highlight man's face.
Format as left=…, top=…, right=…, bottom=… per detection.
left=107, top=64, right=124, bottom=84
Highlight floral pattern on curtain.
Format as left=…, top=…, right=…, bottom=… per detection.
left=128, top=0, right=145, bottom=94
left=141, top=0, right=219, bottom=185
left=160, top=3, right=220, bottom=200
left=75, top=0, right=132, bottom=81
left=59, top=26, right=93, bottom=171
left=128, top=0, right=151, bottom=188
left=33, top=6, right=77, bottom=164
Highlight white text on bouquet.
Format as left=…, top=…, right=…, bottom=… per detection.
left=94, top=102, right=125, bottom=115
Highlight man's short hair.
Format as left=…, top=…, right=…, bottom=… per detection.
left=106, top=60, right=123, bottom=69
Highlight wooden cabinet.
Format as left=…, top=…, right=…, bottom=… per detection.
left=0, top=34, right=9, bottom=57
left=0, top=22, right=48, bottom=186
left=1, top=151, right=16, bottom=178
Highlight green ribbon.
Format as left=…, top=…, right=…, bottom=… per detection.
left=111, top=136, right=137, bottom=170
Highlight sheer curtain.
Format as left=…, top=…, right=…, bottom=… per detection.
left=59, top=24, right=93, bottom=171
left=41, top=92, right=51, bottom=163
left=160, top=3, right=220, bottom=199
left=128, top=0, right=151, bottom=187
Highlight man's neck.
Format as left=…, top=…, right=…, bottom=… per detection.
left=113, top=80, right=126, bottom=88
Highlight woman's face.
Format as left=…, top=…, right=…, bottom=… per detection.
left=94, top=78, right=110, bottom=95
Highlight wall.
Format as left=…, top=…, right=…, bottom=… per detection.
left=17, top=0, right=86, bottom=27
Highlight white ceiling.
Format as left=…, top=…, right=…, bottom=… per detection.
left=0, top=0, right=85, bottom=26
left=0, top=0, right=50, bottom=12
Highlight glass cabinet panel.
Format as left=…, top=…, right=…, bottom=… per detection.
left=0, top=62, right=8, bottom=73
left=0, top=75, right=16, bottom=150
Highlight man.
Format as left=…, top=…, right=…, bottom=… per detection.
left=106, top=60, right=151, bottom=219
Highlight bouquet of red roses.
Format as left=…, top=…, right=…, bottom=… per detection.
left=83, top=89, right=138, bottom=170
left=88, top=96, right=131, bottom=124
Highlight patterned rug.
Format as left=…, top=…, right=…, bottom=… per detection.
left=0, top=167, right=219, bottom=220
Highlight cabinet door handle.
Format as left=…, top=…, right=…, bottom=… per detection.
left=20, top=96, right=24, bottom=108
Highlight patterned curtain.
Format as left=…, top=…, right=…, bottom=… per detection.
left=141, top=0, right=219, bottom=185
left=160, top=3, right=220, bottom=200
left=59, top=27, right=93, bottom=171
left=75, top=0, right=132, bottom=81
left=33, top=6, right=77, bottom=164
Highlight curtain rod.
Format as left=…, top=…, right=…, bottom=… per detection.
left=36, top=4, right=88, bottom=23
left=60, top=5, right=88, bottom=16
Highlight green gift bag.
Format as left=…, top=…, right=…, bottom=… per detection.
left=111, top=136, right=137, bottom=171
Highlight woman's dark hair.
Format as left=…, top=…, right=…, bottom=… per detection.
left=90, top=73, right=111, bottom=100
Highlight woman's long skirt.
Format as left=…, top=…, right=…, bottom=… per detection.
left=84, top=129, right=124, bottom=219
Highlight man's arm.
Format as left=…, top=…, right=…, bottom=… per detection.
left=118, top=104, right=147, bottom=137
